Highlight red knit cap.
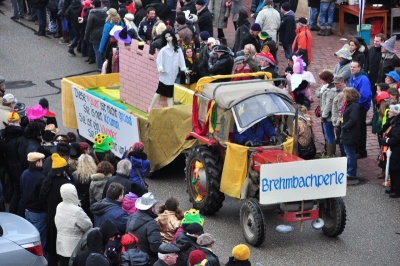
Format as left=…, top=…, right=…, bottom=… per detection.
left=188, top=250, right=206, bottom=266
left=132, top=141, right=144, bottom=151
left=121, top=233, right=139, bottom=252
left=256, top=52, right=276, bottom=66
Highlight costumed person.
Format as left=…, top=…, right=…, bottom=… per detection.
left=91, top=133, right=119, bottom=172
left=39, top=97, right=58, bottom=127
left=180, top=45, right=201, bottom=90
left=171, top=208, right=205, bottom=243
left=148, top=28, right=187, bottom=111
left=256, top=51, right=277, bottom=80
left=286, top=55, right=316, bottom=109
left=113, top=26, right=133, bottom=73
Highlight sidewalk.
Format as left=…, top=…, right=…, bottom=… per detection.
left=221, top=2, right=400, bottom=184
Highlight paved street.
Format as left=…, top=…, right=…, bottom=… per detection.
left=1, top=1, right=400, bottom=265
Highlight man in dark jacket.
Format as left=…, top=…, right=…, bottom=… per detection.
left=195, top=0, right=213, bottom=37
left=279, top=2, right=296, bottom=59
left=208, top=45, right=234, bottom=82
left=196, top=233, right=220, bottom=266
left=126, top=192, right=162, bottom=265
left=72, top=230, right=106, bottom=266
left=20, top=152, right=47, bottom=252
left=1, top=111, right=27, bottom=217
left=153, top=243, right=180, bottom=266
left=174, top=222, right=203, bottom=266
left=85, top=0, right=108, bottom=69
left=348, top=60, right=372, bottom=159
left=138, top=7, right=159, bottom=44
left=239, top=23, right=261, bottom=52
left=133, top=0, right=147, bottom=27
left=91, top=182, right=130, bottom=234
left=377, top=35, right=400, bottom=84
left=365, top=33, right=385, bottom=101
left=102, top=159, right=145, bottom=198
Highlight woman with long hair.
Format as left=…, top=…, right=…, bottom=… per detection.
left=348, top=38, right=366, bottom=69
left=156, top=197, right=184, bottom=243
left=89, top=161, right=114, bottom=205
left=72, top=154, right=97, bottom=220
left=180, top=45, right=201, bottom=90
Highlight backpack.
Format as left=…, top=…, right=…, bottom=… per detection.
left=121, top=248, right=150, bottom=266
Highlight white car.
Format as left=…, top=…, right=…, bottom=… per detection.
left=0, top=213, right=47, bottom=266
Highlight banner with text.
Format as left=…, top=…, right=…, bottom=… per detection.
left=260, top=157, right=347, bottom=205
left=72, top=86, right=139, bottom=158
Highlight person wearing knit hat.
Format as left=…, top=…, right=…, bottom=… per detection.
left=279, top=2, right=296, bottom=59
left=385, top=70, right=400, bottom=89
left=256, top=52, right=278, bottom=82
left=52, top=153, right=68, bottom=168
left=91, top=133, right=118, bottom=170
left=225, top=244, right=251, bottom=265
left=174, top=222, right=204, bottom=265
left=232, top=55, right=253, bottom=82
left=258, top=31, right=278, bottom=64
left=376, top=35, right=400, bottom=84
left=238, top=23, right=261, bottom=53
left=188, top=250, right=207, bottom=266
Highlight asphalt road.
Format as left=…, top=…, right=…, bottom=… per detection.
left=1, top=3, right=400, bottom=265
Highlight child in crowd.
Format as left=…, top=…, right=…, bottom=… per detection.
left=156, top=197, right=184, bottom=243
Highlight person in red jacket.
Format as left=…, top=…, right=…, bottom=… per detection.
left=292, top=17, right=312, bottom=68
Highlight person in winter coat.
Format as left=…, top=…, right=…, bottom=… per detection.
left=208, top=45, right=234, bottom=81
left=231, top=55, right=253, bottom=81
left=89, top=161, right=114, bottom=205
left=256, top=51, right=277, bottom=79
left=292, top=17, right=313, bottom=67
left=20, top=152, right=47, bottom=251
left=319, top=70, right=336, bottom=156
left=121, top=188, right=139, bottom=214
left=149, top=21, right=167, bottom=55
left=0, top=111, right=27, bottom=217
left=138, top=7, right=159, bottom=44
left=55, top=184, right=93, bottom=265
left=377, top=36, right=400, bottom=84
left=126, top=192, right=162, bottom=264
left=153, top=243, right=181, bottom=266
left=40, top=153, right=74, bottom=266
left=209, top=0, right=230, bottom=43
left=86, top=253, right=110, bottom=266
left=120, top=232, right=150, bottom=266
left=133, top=0, right=146, bottom=27
left=156, top=197, right=184, bottom=243
left=340, top=88, right=360, bottom=179
left=31, top=0, right=49, bottom=36
left=99, top=8, right=124, bottom=53
left=195, top=0, right=213, bottom=37
left=65, top=0, right=83, bottom=56
left=348, top=38, right=366, bottom=69
left=255, top=0, right=280, bottom=42
left=380, top=104, right=400, bottom=197
left=181, top=0, right=197, bottom=15
left=225, top=244, right=251, bottom=266
left=332, top=75, right=346, bottom=157
left=175, top=15, right=194, bottom=46
left=103, top=159, right=146, bottom=199
left=68, top=219, right=119, bottom=266
left=72, top=230, right=106, bottom=266
left=279, top=2, right=296, bottom=59
left=196, top=233, right=221, bottom=266
left=365, top=33, right=385, bottom=100
left=91, top=182, right=130, bottom=234
left=174, top=222, right=203, bottom=265
left=233, top=9, right=250, bottom=54
left=85, top=0, right=108, bottom=70
left=72, top=154, right=97, bottom=221
left=333, top=44, right=352, bottom=82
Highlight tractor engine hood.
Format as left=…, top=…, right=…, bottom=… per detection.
left=251, top=149, right=303, bottom=172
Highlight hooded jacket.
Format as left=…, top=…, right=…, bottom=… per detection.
left=72, top=230, right=104, bottom=266
left=128, top=151, right=150, bottom=189
left=89, top=172, right=111, bottom=205
left=55, top=184, right=93, bottom=257
left=20, top=167, right=47, bottom=213
left=90, top=197, right=129, bottom=234
left=85, top=7, right=108, bottom=44
left=225, top=257, right=252, bottom=266
left=174, top=232, right=201, bottom=266
left=126, top=209, right=162, bottom=264
left=121, top=192, right=139, bottom=214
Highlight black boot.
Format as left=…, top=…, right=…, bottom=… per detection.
left=37, top=26, right=46, bottom=36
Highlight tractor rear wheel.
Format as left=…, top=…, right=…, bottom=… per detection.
left=240, top=198, right=265, bottom=246
left=185, top=146, right=225, bottom=214
left=320, top=197, right=346, bottom=237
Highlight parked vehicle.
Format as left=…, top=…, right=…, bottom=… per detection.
left=0, top=213, right=48, bottom=266
left=185, top=78, right=347, bottom=246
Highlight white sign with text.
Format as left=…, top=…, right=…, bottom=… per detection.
left=260, top=157, right=347, bottom=205
left=72, top=86, right=140, bottom=158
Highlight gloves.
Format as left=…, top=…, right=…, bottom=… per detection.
left=223, top=16, right=228, bottom=22
left=245, top=140, right=255, bottom=147
left=270, top=136, right=278, bottom=145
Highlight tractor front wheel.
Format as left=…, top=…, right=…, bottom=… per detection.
left=240, top=198, right=266, bottom=246
left=320, top=197, right=346, bottom=237
left=185, top=146, right=225, bottom=215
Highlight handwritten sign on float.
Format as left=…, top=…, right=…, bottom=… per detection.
left=260, top=157, right=347, bottom=205
left=72, top=86, right=139, bottom=158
